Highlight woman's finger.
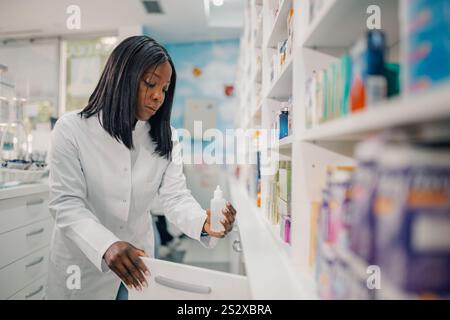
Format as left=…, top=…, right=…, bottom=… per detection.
left=221, top=218, right=232, bottom=233
left=130, top=248, right=150, bottom=276
left=226, top=202, right=237, bottom=216
left=123, top=256, right=146, bottom=290
left=222, top=208, right=235, bottom=225
left=114, top=262, right=135, bottom=289
left=128, top=254, right=149, bottom=287
left=208, top=230, right=225, bottom=238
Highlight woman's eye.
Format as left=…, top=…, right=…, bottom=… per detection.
left=144, top=80, right=156, bottom=88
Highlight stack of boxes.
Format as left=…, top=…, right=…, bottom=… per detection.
left=305, top=30, right=401, bottom=129
left=266, top=160, right=292, bottom=244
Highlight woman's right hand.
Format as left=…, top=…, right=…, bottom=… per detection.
left=103, top=241, right=150, bottom=290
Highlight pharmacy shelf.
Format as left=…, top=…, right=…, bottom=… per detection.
left=270, top=135, right=293, bottom=150
left=322, top=243, right=417, bottom=300
left=252, top=64, right=262, bottom=84
left=265, top=53, right=293, bottom=100
left=265, top=0, right=292, bottom=48
left=250, top=101, right=262, bottom=121
left=301, top=82, right=450, bottom=141
left=303, top=0, right=399, bottom=52
left=254, top=18, right=263, bottom=48
left=228, top=177, right=318, bottom=300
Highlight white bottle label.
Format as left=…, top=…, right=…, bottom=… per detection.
left=211, top=198, right=226, bottom=233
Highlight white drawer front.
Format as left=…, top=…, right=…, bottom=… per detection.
left=0, top=247, right=49, bottom=300
left=8, top=274, right=47, bottom=300
left=0, top=218, right=53, bottom=269
left=0, top=192, right=50, bottom=234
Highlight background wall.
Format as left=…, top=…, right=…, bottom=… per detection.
left=160, top=39, right=240, bottom=208
left=164, top=39, right=239, bottom=132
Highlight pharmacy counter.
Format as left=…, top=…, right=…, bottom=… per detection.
left=0, top=180, right=49, bottom=200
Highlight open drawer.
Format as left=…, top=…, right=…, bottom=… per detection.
left=129, top=257, right=250, bottom=300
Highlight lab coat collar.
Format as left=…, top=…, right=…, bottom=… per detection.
left=133, top=120, right=151, bottom=135
left=89, top=111, right=151, bottom=138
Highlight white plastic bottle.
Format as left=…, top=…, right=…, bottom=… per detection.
left=210, top=185, right=226, bottom=233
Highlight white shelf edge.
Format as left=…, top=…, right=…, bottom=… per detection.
left=265, top=0, right=293, bottom=49
left=300, top=82, right=450, bottom=141
left=264, top=53, right=294, bottom=100
left=228, top=177, right=318, bottom=300
left=301, top=0, right=336, bottom=47
left=269, top=135, right=294, bottom=150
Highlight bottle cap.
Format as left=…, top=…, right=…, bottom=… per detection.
left=214, top=185, right=223, bottom=199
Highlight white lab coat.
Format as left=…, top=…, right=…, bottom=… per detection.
left=46, top=111, right=215, bottom=300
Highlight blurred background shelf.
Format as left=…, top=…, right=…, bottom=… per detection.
left=228, top=177, right=317, bottom=300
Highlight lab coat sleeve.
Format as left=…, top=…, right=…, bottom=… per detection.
left=48, top=117, right=121, bottom=272
left=158, top=129, right=217, bottom=248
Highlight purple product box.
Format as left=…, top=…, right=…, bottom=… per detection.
left=375, top=154, right=450, bottom=295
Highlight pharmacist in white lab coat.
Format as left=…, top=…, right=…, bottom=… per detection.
left=46, top=36, right=237, bottom=300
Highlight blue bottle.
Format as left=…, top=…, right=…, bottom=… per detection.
left=279, top=106, right=289, bottom=140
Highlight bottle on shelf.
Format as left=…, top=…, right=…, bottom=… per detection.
left=279, top=103, right=289, bottom=140
left=1, top=97, right=29, bottom=162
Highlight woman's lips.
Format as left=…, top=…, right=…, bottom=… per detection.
left=146, top=106, right=157, bottom=113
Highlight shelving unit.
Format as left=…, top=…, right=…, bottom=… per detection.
left=234, top=0, right=450, bottom=300
left=265, top=54, right=293, bottom=100
left=302, top=82, right=450, bottom=141
left=303, top=0, right=399, bottom=52
left=265, top=0, right=293, bottom=49
left=229, top=177, right=317, bottom=299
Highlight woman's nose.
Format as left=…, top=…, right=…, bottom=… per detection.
left=151, top=90, right=163, bottom=104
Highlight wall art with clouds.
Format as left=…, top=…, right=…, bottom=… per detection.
left=163, top=39, right=239, bottom=134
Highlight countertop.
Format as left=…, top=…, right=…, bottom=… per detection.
left=0, top=179, right=49, bottom=200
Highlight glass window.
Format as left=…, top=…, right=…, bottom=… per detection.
left=64, top=36, right=117, bottom=112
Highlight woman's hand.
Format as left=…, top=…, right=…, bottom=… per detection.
left=103, top=241, right=150, bottom=291
left=203, top=202, right=237, bottom=238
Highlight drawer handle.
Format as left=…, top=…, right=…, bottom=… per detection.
left=25, top=285, right=44, bottom=299
left=232, top=240, right=242, bottom=253
left=155, top=276, right=211, bottom=295
left=26, top=228, right=45, bottom=237
left=26, top=256, right=45, bottom=268
left=26, top=199, right=44, bottom=206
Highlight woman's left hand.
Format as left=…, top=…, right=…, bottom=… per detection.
left=203, top=202, right=237, bottom=238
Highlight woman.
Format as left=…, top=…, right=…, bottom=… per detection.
left=46, top=36, right=237, bottom=300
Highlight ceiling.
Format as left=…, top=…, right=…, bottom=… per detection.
left=0, top=0, right=244, bottom=43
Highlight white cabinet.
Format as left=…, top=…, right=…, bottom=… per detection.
left=0, top=183, right=51, bottom=300
left=8, top=275, right=47, bottom=300
left=0, top=247, right=49, bottom=299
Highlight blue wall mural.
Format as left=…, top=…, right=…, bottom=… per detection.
left=163, top=39, right=239, bottom=133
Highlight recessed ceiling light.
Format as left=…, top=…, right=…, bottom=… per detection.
left=212, top=0, right=224, bottom=7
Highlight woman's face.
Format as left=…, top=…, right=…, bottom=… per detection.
left=136, top=61, right=172, bottom=121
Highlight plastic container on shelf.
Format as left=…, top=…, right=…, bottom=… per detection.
left=1, top=97, right=29, bottom=161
